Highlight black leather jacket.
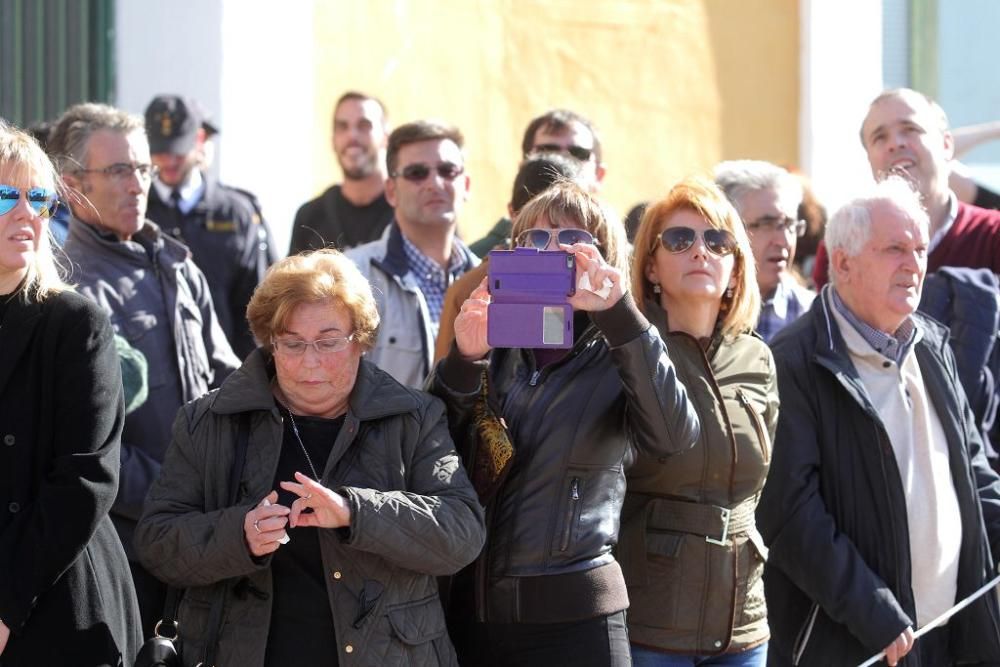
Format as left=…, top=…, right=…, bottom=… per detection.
left=427, top=294, right=700, bottom=623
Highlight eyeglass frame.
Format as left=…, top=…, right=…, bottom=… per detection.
left=745, top=215, right=807, bottom=238
left=271, top=334, right=356, bottom=356
left=654, top=226, right=739, bottom=257
left=515, top=228, right=601, bottom=250
left=531, top=143, right=595, bottom=162
left=389, top=161, right=465, bottom=183
left=73, top=162, right=159, bottom=181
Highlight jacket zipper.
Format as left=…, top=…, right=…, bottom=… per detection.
left=559, top=477, right=581, bottom=552
left=736, top=388, right=769, bottom=464
left=791, top=602, right=820, bottom=665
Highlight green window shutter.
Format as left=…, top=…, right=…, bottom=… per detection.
left=0, top=0, right=115, bottom=129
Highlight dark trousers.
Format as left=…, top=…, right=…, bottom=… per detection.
left=129, top=559, right=167, bottom=639
left=459, top=611, right=631, bottom=667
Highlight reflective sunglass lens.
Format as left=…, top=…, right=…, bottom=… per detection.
left=400, top=165, right=431, bottom=181
left=558, top=229, right=595, bottom=246
left=660, top=228, right=695, bottom=253
left=704, top=230, right=736, bottom=256
left=0, top=187, right=17, bottom=216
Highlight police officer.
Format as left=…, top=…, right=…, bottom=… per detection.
left=144, top=94, right=278, bottom=358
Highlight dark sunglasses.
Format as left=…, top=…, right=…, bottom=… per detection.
left=392, top=162, right=464, bottom=183
left=658, top=226, right=738, bottom=256
left=517, top=228, right=599, bottom=250
left=0, top=185, right=59, bottom=218
left=533, top=143, right=594, bottom=162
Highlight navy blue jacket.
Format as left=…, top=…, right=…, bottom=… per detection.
left=758, top=288, right=1000, bottom=666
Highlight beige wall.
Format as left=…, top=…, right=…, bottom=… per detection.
left=311, top=0, right=799, bottom=242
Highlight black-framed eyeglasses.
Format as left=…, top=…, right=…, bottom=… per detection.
left=0, top=184, right=59, bottom=218
left=532, top=143, right=594, bottom=162
left=391, top=162, right=464, bottom=183
left=657, top=227, right=738, bottom=257
left=516, top=228, right=599, bottom=250
left=272, top=335, right=355, bottom=356
left=745, top=215, right=806, bottom=237
left=75, top=162, right=159, bottom=181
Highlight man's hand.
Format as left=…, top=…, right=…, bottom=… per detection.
left=882, top=626, right=914, bottom=666
left=0, top=618, right=10, bottom=656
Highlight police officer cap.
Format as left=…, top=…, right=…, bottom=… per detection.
left=145, top=94, right=204, bottom=155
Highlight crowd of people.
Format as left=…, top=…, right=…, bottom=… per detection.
left=2, top=84, right=1000, bottom=667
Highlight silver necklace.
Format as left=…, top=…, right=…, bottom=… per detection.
left=283, top=407, right=321, bottom=482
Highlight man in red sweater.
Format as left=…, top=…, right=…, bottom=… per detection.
left=813, top=88, right=1000, bottom=287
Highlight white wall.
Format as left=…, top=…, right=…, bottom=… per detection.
left=799, top=0, right=885, bottom=213
left=115, top=0, right=315, bottom=255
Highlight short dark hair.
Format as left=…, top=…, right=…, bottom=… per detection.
left=385, top=120, right=464, bottom=176
left=510, top=152, right=582, bottom=215
left=520, top=109, right=603, bottom=165
left=333, top=91, right=388, bottom=122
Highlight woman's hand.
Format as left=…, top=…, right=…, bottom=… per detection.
left=280, top=471, right=352, bottom=529
left=454, top=278, right=492, bottom=360
left=562, top=243, right=625, bottom=312
left=0, top=619, right=8, bottom=656
left=243, top=491, right=290, bottom=557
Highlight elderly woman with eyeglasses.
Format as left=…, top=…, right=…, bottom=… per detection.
left=427, top=181, right=701, bottom=667
left=0, top=122, right=142, bottom=666
left=135, top=249, right=485, bottom=667
left=618, top=177, right=778, bottom=667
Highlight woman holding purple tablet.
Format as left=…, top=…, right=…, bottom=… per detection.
left=427, top=180, right=701, bottom=667
left=620, top=177, right=776, bottom=667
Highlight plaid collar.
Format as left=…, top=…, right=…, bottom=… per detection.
left=831, top=287, right=919, bottom=364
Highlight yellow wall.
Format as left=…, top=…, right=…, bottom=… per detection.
left=311, top=0, right=799, bottom=242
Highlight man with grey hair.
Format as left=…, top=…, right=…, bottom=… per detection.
left=715, top=159, right=814, bottom=341
left=48, top=102, right=240, bottom=633
left=757, top=177, right=1000, bottom=666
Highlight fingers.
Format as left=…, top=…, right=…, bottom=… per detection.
left=281, top=473, right=324, bottom=528
left=244, top=492, right=290, bottom=556
left=469, top=276, right=491, bottom=303
left=882, top=627, right=914, bottom=666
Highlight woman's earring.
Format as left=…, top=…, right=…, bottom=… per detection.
left=725, top=286, right=734, bottom=299
left=652, top=282, right=662, bottom=294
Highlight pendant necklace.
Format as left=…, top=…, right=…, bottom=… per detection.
left=282, top=405, right=321, bottom=482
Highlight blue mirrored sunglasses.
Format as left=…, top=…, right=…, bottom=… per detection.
left=0, top=185, right=59, bottom=219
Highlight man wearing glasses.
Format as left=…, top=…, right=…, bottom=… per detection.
left=48, top=103, right=240, bottom=633
left=470, top=108, right=604, bottom=257
left=346, top=120, right=477, bottom=387
left=144, top=94, right=278, bottom=359
left=715, top=160, right=814, bottom=342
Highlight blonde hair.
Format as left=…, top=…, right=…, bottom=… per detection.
left=510, top=180, right=630, bottom=279
left=0, top=120, right=71, bottom=299
left=246, top=249, right=380, bottom=350
left=631, top=176, right=760, bottom=337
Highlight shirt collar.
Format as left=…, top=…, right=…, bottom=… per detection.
left=928, top=192, right=959, bottom=254
left=152, top=168, right=205, bottom=214
left=400, top=232, right=470, bottom=278
left=763, top=279, right=792, bottom=320
left=830, top=286, right=920, bottom=364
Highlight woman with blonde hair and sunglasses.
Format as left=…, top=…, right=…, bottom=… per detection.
left=0, top=122, right=141, bottom=665
left=619, top=176, right=777, bottom=666
left=428, top=180, right=700, bottom=666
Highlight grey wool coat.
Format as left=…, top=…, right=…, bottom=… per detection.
left=135, top=349, right=486, bottom=666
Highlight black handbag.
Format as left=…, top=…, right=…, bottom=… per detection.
left=135, top=413, right=251, bottom=667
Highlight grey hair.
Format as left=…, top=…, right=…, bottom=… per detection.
left=48, top=103, right=145, bottom=174
left=713, top=160, right=803, bottom=217
left=824, top=176, right=928, bottom=284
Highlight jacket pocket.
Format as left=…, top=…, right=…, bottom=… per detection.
left=113, top=311, right=168, bottom=389
left=736, top=388, right=770, bottom=464
left=627, top=529, right=685, bottom=631
left=382, top=593, right=453, bottom=666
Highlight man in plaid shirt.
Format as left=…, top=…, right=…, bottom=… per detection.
left=715, top=160, right=815, bottom=343
left=347, top=120, right=477, bottom=387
